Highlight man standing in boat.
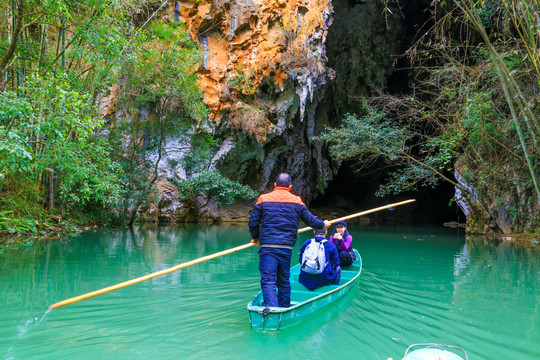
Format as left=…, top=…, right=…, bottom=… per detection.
left=249, top=173, right=330, bottom=308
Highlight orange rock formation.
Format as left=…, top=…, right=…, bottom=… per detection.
left=175, top=0, right=333, bottom=140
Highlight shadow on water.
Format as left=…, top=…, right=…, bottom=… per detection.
left=0, top=224, right=538, bottom=360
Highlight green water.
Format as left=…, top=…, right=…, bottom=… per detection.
left=0, top=225, right=538, bottom=360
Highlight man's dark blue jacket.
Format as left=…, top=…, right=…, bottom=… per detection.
left=248, top=187, right=325, bottom=247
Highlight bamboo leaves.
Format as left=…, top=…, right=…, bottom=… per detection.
left=456, top=0, right=540, bottom=203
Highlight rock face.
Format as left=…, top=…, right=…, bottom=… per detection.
left=455, top=162, right=540, bottom=234
left=144, top=177, right=254, bottom=223
left=146, top=0, right=412, bottom=222
left=176, top=0, right=333, bottom=123
left=175, top=0, right=337, bottom=201
left=150, top=0, right=539, bottom=233
left=146, top=0, right=445, bottom=225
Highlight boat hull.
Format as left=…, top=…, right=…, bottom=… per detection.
left=402, top=344, right=468, bottom=360
left=247, top=249, right=361, bottom=331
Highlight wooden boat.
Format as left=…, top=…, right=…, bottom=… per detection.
left=247, top=249, right=361, bottom=331
left=398, top=344, right=468, bottom=360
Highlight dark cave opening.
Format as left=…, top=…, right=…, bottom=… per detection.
left=310, top=0, right=464, bottom=226
left=311, top=161, right=464, bottom=226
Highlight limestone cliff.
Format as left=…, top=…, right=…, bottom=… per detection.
left=146, top=0, right=410, bottom=223
left=173, top=0, right=336, bottom=202
left=176, top=0, right=333, bottom=126
left=455, top=160, right=540, bottom=235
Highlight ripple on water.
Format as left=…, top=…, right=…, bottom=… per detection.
left=1, top=225, right=539, bottom=360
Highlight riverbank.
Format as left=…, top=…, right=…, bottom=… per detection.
left=479, top=233, right=540, bottom=246
left=0, top=220, right=106, bottom=246
left=2, top=219, right=538, bottom=247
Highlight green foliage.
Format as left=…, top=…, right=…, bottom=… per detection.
left=376, top=165, right=438, bottom=195
left=508, top=207, right=519, bottom=219
left=0, top=174, right=52, bottom=235
left=316, top=105, right=410, bottom=164
left=173, top=171, right=258, bottom=208
left=1, top=0, right=134, bottom=93
left=0, top=126, right=33, bottom=175
left=0, top=0, right=210, bottom=233
left=56, top=138, right=121, bottom=206
left=109, top=19, right=209, bottom=224
left=181, top=133, right=222, bottom=173
left=119, top=20, right=208, bottom=121
left=113, top=154, right=156, bottom=216
left=0, top=74, right=121, bottom=208
left=478, top=0, right=500, bottom=27
left=316, top=104, right=448, bottom=196
left=0, top=211, right=38, bottom=234
left=501, top=52, right=524, bottom=73
left=316, top=101, right=467, bottom=196
left=459, top=86, right=507, bottom=158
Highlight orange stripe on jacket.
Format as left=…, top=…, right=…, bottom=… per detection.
left=255, top=187, right=306, bottom=206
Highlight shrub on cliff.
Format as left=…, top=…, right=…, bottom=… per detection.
left=314, top=103, right=460, bottom=197
left=172, top=171, right=258, bottom=214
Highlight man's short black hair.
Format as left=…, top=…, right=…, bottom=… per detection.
left=276, top=173, right=292, bottom=187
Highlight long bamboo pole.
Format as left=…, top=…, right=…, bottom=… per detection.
left=298, top=199, right=416, bottom=233
left=49, top=199, right=415, bottom=310
left=48, top=242, right=256, bottom=310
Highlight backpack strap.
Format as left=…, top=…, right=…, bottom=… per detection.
left=301, top=239, right=317, bottom=268
left=317, top=239, right=328, bottom=270
left=316, top=240, right=326, bottom=270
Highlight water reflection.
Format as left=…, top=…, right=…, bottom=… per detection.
left=0, top=225, right=538, bottom=360
left=449, top=235, right=539, bottom=359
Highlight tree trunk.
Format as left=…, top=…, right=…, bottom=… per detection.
left=127, top=199, right=142, bottom=227
left=48, top=166, right=55, bottom=212
left=127, top=117, right=165, bottom=227
left=0, top=0, right=24, bottom=92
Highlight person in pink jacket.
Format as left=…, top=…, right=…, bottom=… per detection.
left=329, top=221, right=356, bottom=267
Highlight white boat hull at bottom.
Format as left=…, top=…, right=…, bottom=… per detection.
left=388, top=343, right=468, bottom=360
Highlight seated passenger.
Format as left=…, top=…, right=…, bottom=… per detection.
left=330, top=221, right=356, bottom=267
left=298, top=228, right=341, bottom=290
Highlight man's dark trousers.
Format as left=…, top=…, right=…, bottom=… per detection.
left=258, top=247, right=292, bottom=307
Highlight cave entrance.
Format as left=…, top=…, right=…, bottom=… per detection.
left=310, top=0, right=462, bottom=226
left=311, top=161, right=463, bottom=226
